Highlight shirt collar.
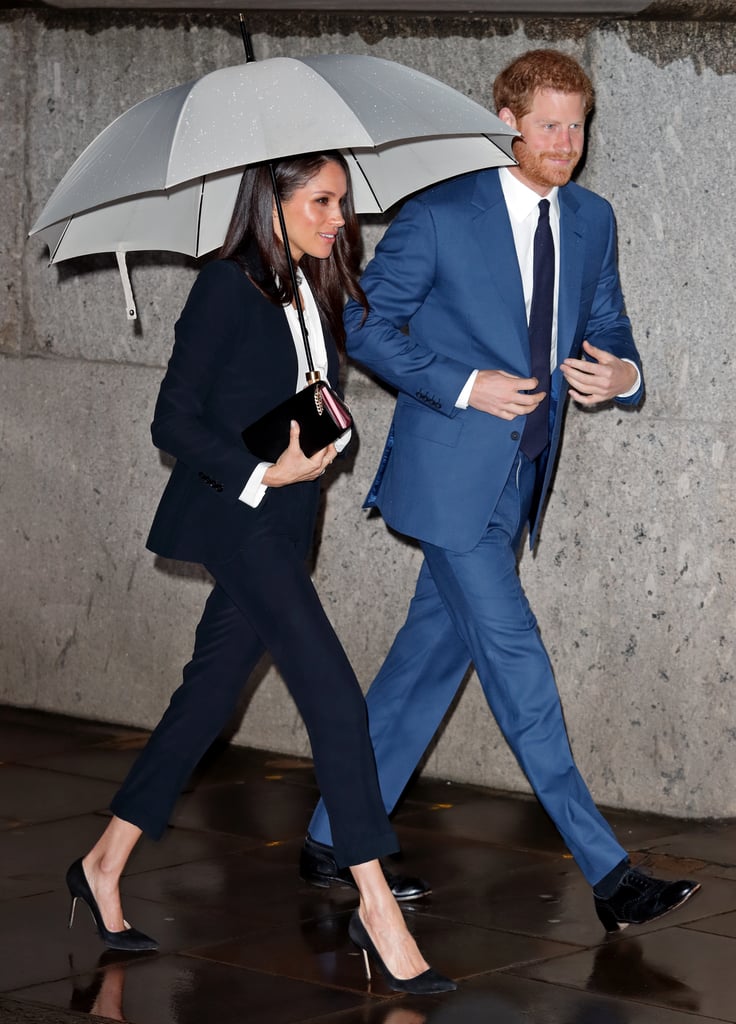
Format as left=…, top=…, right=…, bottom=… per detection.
left=499, top=166, right=559, bottom=224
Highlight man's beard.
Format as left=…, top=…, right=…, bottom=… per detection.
left=515, top=143, right=581, bottom=190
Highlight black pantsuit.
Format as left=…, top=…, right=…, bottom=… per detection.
left=110, top=259, right=398, bottom=868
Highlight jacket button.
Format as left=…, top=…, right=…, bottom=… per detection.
left=511, top=431, right=520, bottom=441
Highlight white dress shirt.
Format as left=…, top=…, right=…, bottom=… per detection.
left=456, top=166, right=639, bottom=408
left=240, top=275, right=350, bottom=508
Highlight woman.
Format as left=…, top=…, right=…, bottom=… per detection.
left=65, top=151, right=455, bottom=995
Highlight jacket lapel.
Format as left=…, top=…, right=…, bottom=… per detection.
left=461, top=173, right=587, bottom=381
left=557, top=185, right=585, bottom=364
left=469, top=171, right=530, bottom=369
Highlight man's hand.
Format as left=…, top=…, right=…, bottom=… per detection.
left=468, top=369, right=546, bottom=420
left=560, top=340, right=638, bottom=405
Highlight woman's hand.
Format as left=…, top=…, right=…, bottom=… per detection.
left=262, top=421, right=337, bottom=487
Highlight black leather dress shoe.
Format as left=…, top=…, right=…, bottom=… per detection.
left=594, top=867, right=700, bottom=931
left=299, top=835, right=431, bottom=901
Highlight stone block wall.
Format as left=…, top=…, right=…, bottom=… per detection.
left=2, top=7, right=734, bottom=817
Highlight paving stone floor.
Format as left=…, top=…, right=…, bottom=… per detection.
left=1, top=703, right=735, bottom=1024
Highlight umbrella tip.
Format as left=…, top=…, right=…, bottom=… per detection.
left=239, top=13, right=255, bottom=63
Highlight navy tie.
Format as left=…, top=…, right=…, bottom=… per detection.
left=521, top=198, right=554, bottom=460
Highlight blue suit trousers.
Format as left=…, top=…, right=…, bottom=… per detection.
left=308, top=452, right=627, bottom=886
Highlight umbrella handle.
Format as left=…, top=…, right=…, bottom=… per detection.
left=116, top=251, right=137, bottom=320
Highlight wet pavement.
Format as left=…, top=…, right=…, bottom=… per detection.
left=1, top=702, right=735, bottom=1024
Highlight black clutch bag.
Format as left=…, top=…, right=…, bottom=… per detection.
left=242, top=379, right=352, bottom=463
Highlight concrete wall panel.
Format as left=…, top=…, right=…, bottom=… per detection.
left=4, top=9, right=736, bottom=818
left=1, top=19, right=28, bottom=356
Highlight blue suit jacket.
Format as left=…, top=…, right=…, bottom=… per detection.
left=344, top=168, right=643, bottom=554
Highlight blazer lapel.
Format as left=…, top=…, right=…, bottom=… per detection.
left=465, top=173, right=587, bottom=374
left=557, top=185, right=585, bottom=364
left=469, top=171, right=530, bottom=369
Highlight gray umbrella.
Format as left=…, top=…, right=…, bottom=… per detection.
left=29, top=53, right=517, bottom=317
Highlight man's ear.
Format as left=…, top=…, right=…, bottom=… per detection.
left=497, top=107, right=517, bottom=130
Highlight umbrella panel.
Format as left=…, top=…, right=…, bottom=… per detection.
left=347, top=133, right=516, bottom=213
left=36, top=169, right=242, bottom=264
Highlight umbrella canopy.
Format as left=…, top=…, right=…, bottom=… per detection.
left=30, top=54, right=518, bottom=317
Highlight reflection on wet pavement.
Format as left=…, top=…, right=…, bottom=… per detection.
left=1, top=704, right=734, bottom=1024
left=587, top=938, right=699, bottom=1011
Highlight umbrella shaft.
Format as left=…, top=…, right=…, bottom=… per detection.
left=268, top=162, right=315, bottom=374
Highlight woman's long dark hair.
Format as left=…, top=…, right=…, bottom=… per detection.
left=219, top=151, right=368, bottom=350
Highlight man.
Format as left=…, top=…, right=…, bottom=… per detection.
left=300, top=50, right=699, bottom=930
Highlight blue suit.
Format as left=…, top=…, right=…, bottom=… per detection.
left=308, top=169, right=643, bottom=885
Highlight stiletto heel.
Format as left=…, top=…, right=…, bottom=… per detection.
left=66, top=858, right=159, bottom=952
left=359, top=946, right=371, bottom=980
left=348, top=910, right=456, bottom=994
left=69, top=895, right=79, bottom=929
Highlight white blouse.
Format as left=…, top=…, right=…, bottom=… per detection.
left=240, top=275, right=350, bottom=508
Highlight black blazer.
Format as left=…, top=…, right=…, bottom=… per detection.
left=146, top=259, right=341, bottom=564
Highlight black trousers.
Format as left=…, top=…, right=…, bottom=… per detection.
left=111, top=511, right=398, bottom=867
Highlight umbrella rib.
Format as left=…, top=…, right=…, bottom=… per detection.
left=194, top=176, right=205, bottom=257
left=347, top=149, right=384, bottom=214
left=48, top=217, right=72, bottom=264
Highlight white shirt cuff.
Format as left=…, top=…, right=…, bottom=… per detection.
left=239, top=462, right=271, bottom=508
left=617, top=359, right=641, bottom=399
left=456, top=370, right=479, bottom=409
left=335, top=428, right=352, bottom=453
